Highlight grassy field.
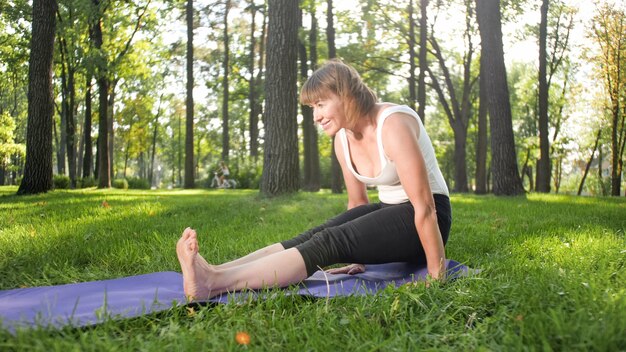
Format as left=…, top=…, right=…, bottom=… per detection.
left=0, top=186, right=624, bottom=351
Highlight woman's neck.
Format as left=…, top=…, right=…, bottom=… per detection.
left=346, top=104, right=381, bottom=141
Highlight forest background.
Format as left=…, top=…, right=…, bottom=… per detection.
left=1, top=0, right=625, bottom=197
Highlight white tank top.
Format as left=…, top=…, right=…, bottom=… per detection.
left=338, top=105, right=449, bottom=204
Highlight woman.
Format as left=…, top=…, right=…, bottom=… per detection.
left=177, top=60, right=451, bottom=300
left=218, top=161, right=230, bottom=187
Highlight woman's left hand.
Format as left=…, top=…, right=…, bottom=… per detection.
left=325, top=263, right=365, bottom=275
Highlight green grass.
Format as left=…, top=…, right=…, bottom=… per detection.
left=0, top=186, right=624, bottom=351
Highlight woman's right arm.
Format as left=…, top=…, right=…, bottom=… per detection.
left=334, top=135, right=369, bottom=209
left=326, top=136, right=368, bottom=275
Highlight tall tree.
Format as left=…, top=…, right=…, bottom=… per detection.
left=408, top=0, right=417, bottom=112
left=250, top=4, right=267, bottom=160
left=260, top=0, right=299, bottom=196
left=326, top=0, right=342, bottom=194
left=475, top=52, right=489, bottom=194
left=418, top=0, right=429, bottom=123
left=56, top=7, right=79, bottom=187
left=220, top=0, right=231, bottom=162
left=475, top=0, right=524, bottom=195
left=90, top=0, right=110, bottom=188
left=300, top=1, right=321, bottom=192
left=184, top=0, right=195, bottom=188
left=536, top=0, right=551, bottom=193
left=17, top=0, right=57, bottom=195
left=246, top=1, right=260, bottom=159
left=591, top=3, right=625, bottom=197
left=427, top=2, right=478, bottom=193
left=82, top=76, right=93, bottom=178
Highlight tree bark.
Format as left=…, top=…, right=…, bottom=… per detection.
left=220, top=0, right=231, bottom=163
left=90, top=0, right=110, bottom=188
left=417, top=0, right=428, bottom=124
left=184, top=0, right=195, bottom=188
left=247, top=2, right=258, bottom=159
left=475, top=53, right=488, bottom=194
left=82, top=76, right=93, bottom=178
left=250, top=5, right=266, bottom=160
left=326, top=0, right=342, bottom=194
left=408, top=0, right=417, bottom=112
left=107, top=79, right=117, bottom=180
left=536, top=0, right=551, bottom=193
left=17, top=0, right=57, bottom=195
left=260, top=0, right=299, bottom=196
left=578, top=129, right=602, bottom=195
left=299, top=3, right=321, bottom=192
left=475, top=0, right=524, bottom=196
left=428, top=19, right=475, bottom=193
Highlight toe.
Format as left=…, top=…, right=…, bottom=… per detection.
left=182, top=227, right=193, bottom=239
left=185, top=238, right=198, bottom=254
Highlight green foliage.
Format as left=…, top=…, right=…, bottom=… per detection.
left=112, top=178, right=129, bottom=190
left=52, top=175, right=71, bottom=189
left=0, top=112, right=25, bottom=167
left=126, top=177, right=150, bottom=190
left=232, top=159, right=262, bottom=189
left=0, top=190, right=624, bottom=350
left=78, top=176, right=97, bottom=188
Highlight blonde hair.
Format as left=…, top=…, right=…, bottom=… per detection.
left=300, top=59, right=378, bottom=129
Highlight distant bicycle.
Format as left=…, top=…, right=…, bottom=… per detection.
left=210, top=171, right=237, bottom=189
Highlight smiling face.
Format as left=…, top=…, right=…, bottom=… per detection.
left=301, top=60, right=378, bottom=134
left=312, top=93, right=346, bottom=136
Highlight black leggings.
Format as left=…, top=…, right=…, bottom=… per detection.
left=281, top=194, right=452, bottom=276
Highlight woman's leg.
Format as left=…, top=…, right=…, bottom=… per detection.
left=215, top=243, right=285, bottom=270
left=293, top=196, right=452, bottom=276
left=177, top=228, right=307, bottom=300
left=202, top=204, right=380, bottom=276
left=216, top=204, right=382, bottom=270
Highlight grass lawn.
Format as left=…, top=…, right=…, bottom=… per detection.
left=0, top=186, right=624, bottom=351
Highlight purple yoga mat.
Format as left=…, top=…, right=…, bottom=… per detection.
left=0, top=260, right=469, bottom=332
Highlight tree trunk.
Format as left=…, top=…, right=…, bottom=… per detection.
left=250, top=5, right=266, bottom=160
left=149, top=117, right=158, bottom=187
left=427, top=20, right=475, bottom=193
left=417, top=0, right=428, bottom=124
left=536, top=0, right=551, bottom=193
left=66, top=67, right=76, bottom=187
left=578, top=129, right=602, bottom=195
left=96, top=75, right=110, bottom=188
left=453, top=123, right=468, bottom=192
left=299, top=4, right=320, bottom=192
left=247, top=2, right=258, bottom=159
left=326, top=0, right=342, bottom=194
left=221, top=0, right=231, bottom=163
left=59, top=62, right=67, bottom=176
left=260, top=0, right=299, bottom=196
left=17, top=0, right=57, bottom=195
left=407, top=0, right=417, bottom=112
left=598, top=146, right=606, bottom=195
left=475, top=53, right=488, bottom=194
left=107, top=79, right=117, bottom=180
left=184, top=0, right=195, bottom=188
left=475, top=0, right=524, bottom=196
left=91, top=0, right=110, bottom=188
left=53, top=115, right=61, bottom=174
left=149, top=95, right=162, bottom=187
left=302, top=3, right=321, bottom=191
left=178, top=114, right=182, bottom=186
left=82, top=76, right=93, bottom=178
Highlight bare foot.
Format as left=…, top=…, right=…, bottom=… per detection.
left=176, top=228, right=217, bottom=301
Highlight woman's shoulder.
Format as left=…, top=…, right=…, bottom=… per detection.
left=378, top=105, right=421, bottom=141
left=377, top=104, right=418, bottom=120
left=377, top=104, right=419, bottom=127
